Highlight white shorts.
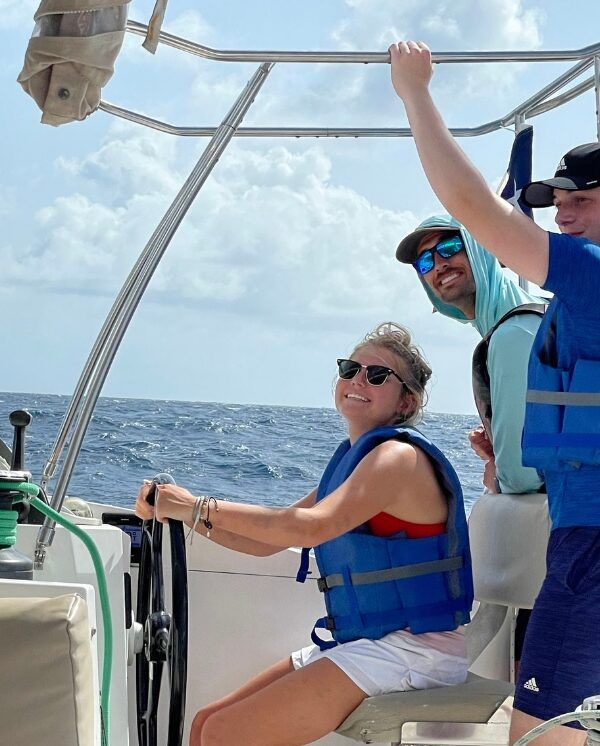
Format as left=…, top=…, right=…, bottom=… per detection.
left=291, top=629, right=468, bottom=698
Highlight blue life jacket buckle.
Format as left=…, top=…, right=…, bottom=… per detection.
left=317, top=576, right=329, bottom=593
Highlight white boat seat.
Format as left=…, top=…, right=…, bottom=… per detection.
left=0, top=593, right=95, bottom=746
left=337, top=671, right=513, bottom=743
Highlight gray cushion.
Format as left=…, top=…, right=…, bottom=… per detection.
left=336, top=672, right=514, bottom=743
left=469, top=491, right=549, bottom=609
left=0, top=594, right=95, bottom=746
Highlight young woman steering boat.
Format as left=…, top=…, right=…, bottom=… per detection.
left=135, top=322, right=473, bottom=746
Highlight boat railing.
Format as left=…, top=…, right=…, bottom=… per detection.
left=125, top=20, right=600, bottom=65
left=99, top=56, right=595, bottom=138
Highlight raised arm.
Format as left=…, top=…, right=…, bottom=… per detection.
left=389, top=41, right=550, bottom=286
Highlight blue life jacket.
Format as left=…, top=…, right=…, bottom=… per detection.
left=522, top=302, right=600, bottom=471
left=296, top=425, right=473, bottom=650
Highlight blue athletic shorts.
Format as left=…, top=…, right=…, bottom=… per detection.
left=514, top=527, right=600, bottom=729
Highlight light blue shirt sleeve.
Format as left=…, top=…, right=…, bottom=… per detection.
left=487, top=315, right=543, bottom=494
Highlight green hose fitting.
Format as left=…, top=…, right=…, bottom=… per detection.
left=0, top=481, right=112, bottom=745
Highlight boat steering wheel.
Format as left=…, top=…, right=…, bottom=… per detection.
left=136, top=473, right=188, bottom=746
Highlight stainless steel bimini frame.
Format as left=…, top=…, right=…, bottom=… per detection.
left=34, top=21, right=600, bottom=566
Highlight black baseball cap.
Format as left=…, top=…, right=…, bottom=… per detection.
left=522, top=143, right=600, bottom=208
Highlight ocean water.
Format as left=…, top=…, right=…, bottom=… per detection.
left=0, top=392, right=483, bottom=513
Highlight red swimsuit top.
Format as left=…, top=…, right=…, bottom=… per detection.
left=368, top=512, right=446, bottom=538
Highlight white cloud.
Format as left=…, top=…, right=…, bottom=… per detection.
left=334, top=0, right=543, bottom=52
left=154, top=145, right=431, bottom=329
left=112, top=9, right=258, bottom=128
left=248, top=0, right=547, bottom=125
left=12, top=120, right=548, bottom=338
left=0, top=124, right=184, bottom=293
left=0, top=128, right=431, bottom=331
left=1, top=194, right=123, bottom=290
left=56, top=121, right=181, bottom=202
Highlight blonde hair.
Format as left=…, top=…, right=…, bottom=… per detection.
left=352, top=322, right=432, bottom=426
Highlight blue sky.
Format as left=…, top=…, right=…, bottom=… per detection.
left=2, top=0, right=600, bottom=413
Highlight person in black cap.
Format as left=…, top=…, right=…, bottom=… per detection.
left=389, top=41, right=600, bottom=746
left=521, top=143, right=600, bottom=208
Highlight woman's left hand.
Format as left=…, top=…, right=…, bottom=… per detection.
left=134, top=480, right=196, bottom=523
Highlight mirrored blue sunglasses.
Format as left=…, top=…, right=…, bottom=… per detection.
left=413, top=234, right=465, bottom=276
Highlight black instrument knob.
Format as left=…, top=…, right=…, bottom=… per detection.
left=9, top=410, right=32, bottom=471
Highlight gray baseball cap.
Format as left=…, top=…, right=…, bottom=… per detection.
left=396, top=224, right=459, bottom=264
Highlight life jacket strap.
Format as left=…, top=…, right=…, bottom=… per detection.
left=523, top=433, right=600, bottom=447
left=310, top=618, right=338, bottom=650
left=296, top=547, right=312, bottom=583
left=317, top=555, right=464, bottom=592
left=527, top=390, right=600, bottom=406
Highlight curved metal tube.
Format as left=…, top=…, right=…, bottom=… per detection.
left=528, top=75, right=595, bottom=119
left=98, top=101, right=497, bottom=138
left=498, top=58, right=593, bottom=126
left=99, top=57, right=595, bottom=140
left=126, top=20, right=600, bottom=65
left=34, top=62, right=274, bottom=566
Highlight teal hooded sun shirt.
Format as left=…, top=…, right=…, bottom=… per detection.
left=411, top=214, right=547, bottom=494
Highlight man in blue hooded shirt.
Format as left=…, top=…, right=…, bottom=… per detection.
left=396, top=214, right=545, bottom=495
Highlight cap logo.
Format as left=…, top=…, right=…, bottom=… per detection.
left=555, top=157, right=567, bottom=173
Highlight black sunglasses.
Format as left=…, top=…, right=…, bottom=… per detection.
left=337, top=358, right=404, bottom=387
left=413, top=234, right=464, bottom=276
